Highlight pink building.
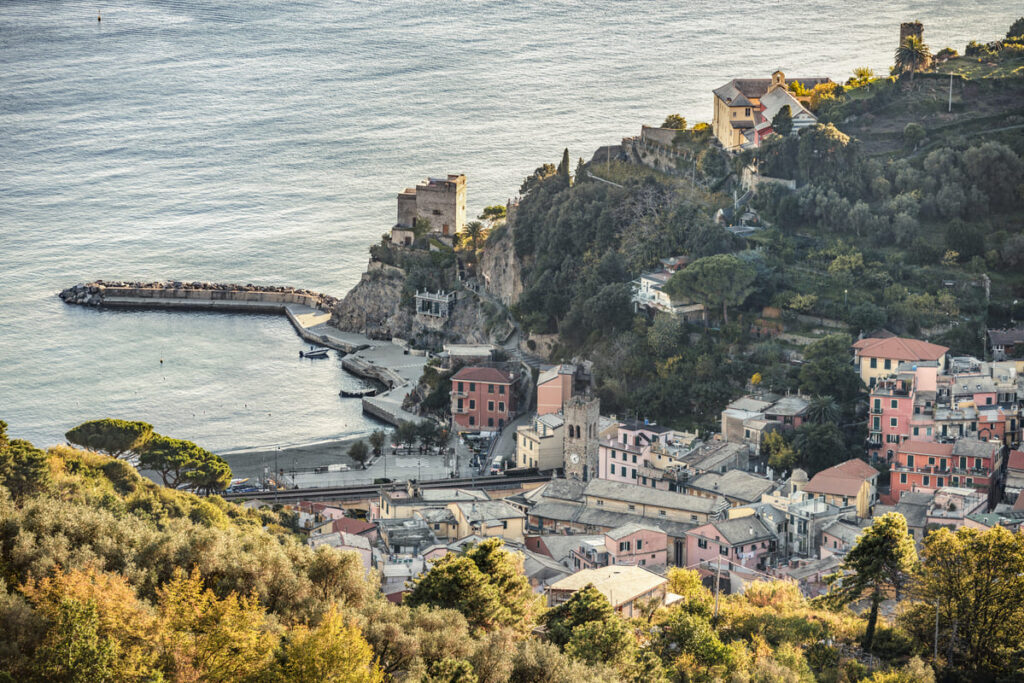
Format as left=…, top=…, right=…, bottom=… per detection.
left=685, top=516, right=776, bottom=575
left=536, top=365, right=575, bottom=416
left=571, top=523, right=668, bottom=570
left=597, top=420, right=672, bottom=485
left=451, top=366, right=516, bottom=432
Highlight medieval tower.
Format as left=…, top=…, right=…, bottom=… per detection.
left=562, top=395, right=600, bottom=481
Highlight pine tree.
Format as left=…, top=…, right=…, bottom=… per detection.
left=557, top=148, right=571, bottom=185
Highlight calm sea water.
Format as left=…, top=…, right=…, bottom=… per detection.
left=1, top=0, right=1017, bottom=451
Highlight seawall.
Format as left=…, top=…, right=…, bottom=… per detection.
left=59, top=280, right=427, bottom=427
left=59, top=281, right=370, bottom=353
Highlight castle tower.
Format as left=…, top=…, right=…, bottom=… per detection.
left=899, top=21, right=923, bottom=45
left=562, top=395, right=600, bottom=481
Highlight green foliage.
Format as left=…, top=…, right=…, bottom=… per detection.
left=1009, top=17, right=1024, bottom=39
left=348, top=440, right=370, bottom=468
left=140, top=434, right=211, bottom=488
left=664, top=253, right=756, bottom=323
left=763, top=430, right=796, bottom=471
left=661, top=114, right=686, bottom=129
left=368, top=429, right=388, bottom=455
left=772, top=104, right=793, bottom=136
left=825, top=512, right=917, bottom=651
left=791, top=423, right=847, bottom=474
left=31, top=598, right=116, bottom=683
left=478, top=205, right=506, bottom=226
left=903, top=122, right=926, bottom=148
left=0, top=438, right=51, bottom=500
left=799, top=334, right=863, bottom=404
left=543, top=585, right=614, bottom=647
left=895, top=36, right=932, bottom=79
left=65, top=419, right=154, bottom=458
left=406, top=539, right=538, bottom=633
left=901, top=525, right=1024, bottom=677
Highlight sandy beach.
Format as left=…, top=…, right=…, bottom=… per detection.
left=219, top=436, right=370, bottom=483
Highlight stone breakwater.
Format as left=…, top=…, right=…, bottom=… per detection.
left=57, top=280, right=370, bottom=353
left=57, top=280, right=428, bottom=426
left=59, top=280, right=340, bottom=310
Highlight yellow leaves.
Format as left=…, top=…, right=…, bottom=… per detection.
left=750, top=372, right=763, bottom=385
left=274, top=605, right=385, bottom=683
left=656, top=355, right=683, bottom=378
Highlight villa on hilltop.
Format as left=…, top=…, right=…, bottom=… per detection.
left=712, top=70, right=831, bottom=151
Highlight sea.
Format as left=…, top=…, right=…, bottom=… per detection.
left=1, top=0, right=1017, bottom=452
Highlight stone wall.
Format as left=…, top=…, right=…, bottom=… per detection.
left=59, top=281, right=338, bottom=310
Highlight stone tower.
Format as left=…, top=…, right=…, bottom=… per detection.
left=900, top=21, right=923, bottom=45
left=562, top=395, right=600, bottom=481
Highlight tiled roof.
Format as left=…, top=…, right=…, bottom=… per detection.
left=804, top=459, right=878, bottom=498
left=548, top=565, right=667, bottom=607
left=1007, top=450, right=1024, bottom=472
left=705, top=516, right=775, bottom=546
left=898, top=441, right=954, bottom=457
left=852, top=336, right=949, bottom=362
left=606, top=522, right=666, bottom=540
left=584, top=479, right=724, bottom=513
left=988, top=328, right=1024, bottom=346
left=327, top=517, right=377, bottom=536
left=451, top=366, right=513, bottom=383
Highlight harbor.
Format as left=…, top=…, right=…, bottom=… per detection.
left=59, top=281, right=430, bottom=428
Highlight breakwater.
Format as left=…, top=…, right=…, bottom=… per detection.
left=59, top=281, right=428, bottom=427
left=59, top=280, right=369, bottom=353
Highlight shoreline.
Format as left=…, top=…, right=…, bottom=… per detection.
left=219, top=435, right=370, bottom=482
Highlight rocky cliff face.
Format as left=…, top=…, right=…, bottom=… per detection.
left=330, top=261, right=498, bottom=347
left=479, top=225, right=524, bottom=306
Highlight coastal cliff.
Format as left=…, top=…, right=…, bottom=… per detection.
left=329, top=260, right=505, bottom=348
left=478, top=224, right=524, bottom=306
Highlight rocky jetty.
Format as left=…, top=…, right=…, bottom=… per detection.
left=59, top=280, right=340, bottom=310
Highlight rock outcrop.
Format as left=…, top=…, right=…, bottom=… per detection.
left=478, top=225, right=524, bottom=306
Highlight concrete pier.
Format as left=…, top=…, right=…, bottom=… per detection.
left=59, top=280, right=428, bottom=427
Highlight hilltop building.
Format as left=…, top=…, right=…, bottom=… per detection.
left=852, top=335, right=948, bottom=387
left=391, top=174, right=467, bottom=244
left=711, top=70, right=831, bottom=150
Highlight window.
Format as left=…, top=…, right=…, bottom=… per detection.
left=619, top=541, right=630, bottom=551
left=499, top=385, right=505, bottom=394
left=469, top=416, right=475, bottom=426
left=719, top=545, right=728, bottom=556
left=457, top=381, right=464, bottom=392
left=488, top=417, right=494, bottom=427
left=884, top=359, right=892, bottom=369
left=632, top=455, right=637, bottom=464
left=890, top=417, right=898, bottom=427
left=966, top=477, right=973, bottom=485
left=610, top=464, right=616, bottom=475
left=457, top=399, right=463, bottom=411
left=929, top=457, right=935, bottom=465
left=611, top=450, right=616, bottom=460
left=488, top=384, right=494, bottom=393
left=469, top=399, right=475, bottom=410
left=488, top=401, right=494, bottom=412
left=631, top=469, right=637, bottom=479
left=913, top=427, right=919, bottom=436
left=596, top=499, right=604, bottom=506
left=907, top=454, right=914, bottom=467
left=937, top=477, right=944, bottom=487
left=745, top=429, right=750, bottom=439
left=469, top=382, right=475, bottom=391
left=975, top=458, right=983, bottom=469
left=659, top=510, right=666, bottom=517
left=873, top=417, right=881, bottom=430
left=870, top=358, right=877, bottom=369
left=628, top=504, right=636, bottom=511
left=636, top=539, right=643, bottom=550
left=498, top=401, right=504, bottom=412
left=873, top=398, right=881, bottom=411
left=698, top=538, right=708, bottom=549
left=986, top=396, right=992, bottom=405
left=923, top=475, right=930, bottom=486
left=891, top=399, right=898, bottom=409
left=641, top=476, right=647, bottom=485
left=690, top=514, right=698, bottom=521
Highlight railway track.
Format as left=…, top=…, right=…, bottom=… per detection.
left=220, top=472, right=550, bottom=503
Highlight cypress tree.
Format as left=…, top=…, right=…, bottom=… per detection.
left=557, top=148, right=571, bottom=184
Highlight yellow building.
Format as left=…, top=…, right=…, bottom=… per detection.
left=378, top=484, right=488, bottom=520
left=712, top=71, right=831, bottom=150
left=582, top=478, right=727, bottom=526
left=450, top=500, right=526, bottom=544
left=800, top=458, right=879, bottom=518
left=851, top=336, right=949, bottom=387
left=515, top=413, right=565, bottom=470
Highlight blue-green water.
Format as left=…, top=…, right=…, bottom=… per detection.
left=0, top=0, right=1017, bottom=450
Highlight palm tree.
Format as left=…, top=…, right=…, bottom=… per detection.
left=806, top=395, right=840, bottom=424
left=464, top=220, right=484, bottom=251
left=894, top=36, right=931, bottom=80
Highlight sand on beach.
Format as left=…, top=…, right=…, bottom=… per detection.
left=218, top=436, right=372, bottom=482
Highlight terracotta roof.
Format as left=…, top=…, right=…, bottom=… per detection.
left=804, top=459, right=878, bottom=498
left=451, top=366, right=513, bottom=383
left=1006, top=449, right=1024, bottom=472
left=852, top=336, right=948, bottom=362
left=830, top=458, right=880, bottom=479
left=898, top=441, right=954, bottom=457
left=328, top=517, right=377, bottom=536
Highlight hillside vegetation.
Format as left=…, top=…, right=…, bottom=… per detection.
left=2, top=423, right=1024, bottom=681
left=495, top=19, right=1024, bottom=455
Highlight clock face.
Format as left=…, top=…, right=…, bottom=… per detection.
left=570, top=453, right=580, bottom=464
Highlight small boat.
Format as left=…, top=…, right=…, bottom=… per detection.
left=300, top=348, right=329, bottom=359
